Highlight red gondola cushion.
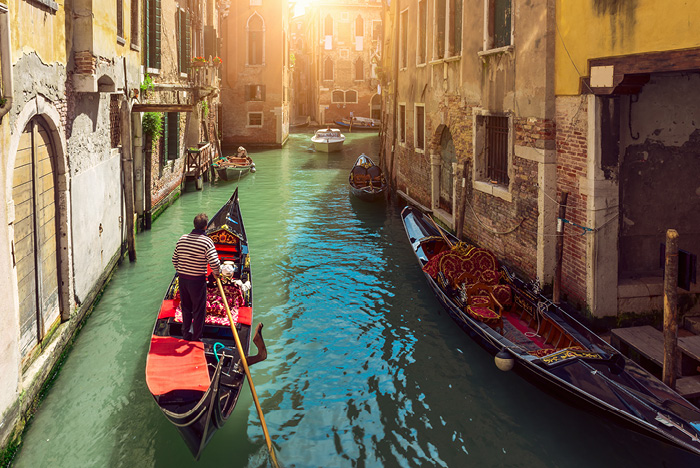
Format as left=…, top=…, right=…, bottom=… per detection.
left=145, top=336, right=211, bottom=396
left=158, top=299, right=178, bottom=319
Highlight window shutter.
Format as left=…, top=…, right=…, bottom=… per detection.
left=162, top=113, right=168, bottom=165
left=154, top=0, right=161, bottom=69
left=144, top=0, right=150, bottom=67
left=168, top=113, right=179, bottom=160
left=186, top=10, right=191, bottom=69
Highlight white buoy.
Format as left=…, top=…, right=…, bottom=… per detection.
left=495, top=349, right=514, bottom=372
left=251, top=167, right=256, bottom=173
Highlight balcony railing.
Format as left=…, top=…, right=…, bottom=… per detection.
left=190, top=64, right=220, bottom=91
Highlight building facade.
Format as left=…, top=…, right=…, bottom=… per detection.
left=382, top=0, right=557, bottom=287
left=305, top=0, right=383, bottom=125
left=555, top=1, right=700, bottom=316
left=220, top=0, right=291, bottom=148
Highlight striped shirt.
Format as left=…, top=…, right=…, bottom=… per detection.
left=172, top=229, right=221, bottom=278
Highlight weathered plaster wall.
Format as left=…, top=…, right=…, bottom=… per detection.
left=619, top=73, right=700, bottom=274
left=555, top=0, right=700, bottom=95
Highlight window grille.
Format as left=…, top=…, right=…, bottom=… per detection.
left=484, top=115, right=509, bottom=185
left=110, top=95, right=121, bottom=148
left=415, top=106, right=425, bottom=150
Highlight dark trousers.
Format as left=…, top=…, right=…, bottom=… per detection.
left=179, top=275, right=207, bottom=341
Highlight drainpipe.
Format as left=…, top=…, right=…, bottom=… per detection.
left=0, top=6, right=14, bottom=121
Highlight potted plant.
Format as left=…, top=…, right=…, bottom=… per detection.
left=191, top=56, right=207, bottom=68
left=212, top=56, right=222, bottom=67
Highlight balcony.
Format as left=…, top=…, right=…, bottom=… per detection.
left=190, top=63, right=220, bottom=94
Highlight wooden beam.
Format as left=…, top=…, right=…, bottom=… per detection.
left=131, top=104, right=194, bottom=113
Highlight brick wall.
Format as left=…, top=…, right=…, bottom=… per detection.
left=74, top=51, right=96, bottom=75
left=555, top=96, right=589, bottom=306
left=394, top=96, right=543, bottom=280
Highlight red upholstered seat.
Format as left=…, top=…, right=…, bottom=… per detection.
left=173, top=305, right=252, bottom=327
left=158, top=299, right=178, bottom=319
left=145, top=336, right=211, bottom=396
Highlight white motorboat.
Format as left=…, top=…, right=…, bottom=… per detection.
left=310, top=128, right=345, bottom=152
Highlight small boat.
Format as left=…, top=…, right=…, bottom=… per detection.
left=334, top=116, right=381, bottom=131
left=290, top=116, right=310, bottom=129
left=145, top=188, right=267, bottom=459
left=212, top=147, right=255, bottom=181
left=310, top=127, right=345, bottom=152
left=401, top=205, right=700, bottom=457
left=348, top=153, right=387, bottom=202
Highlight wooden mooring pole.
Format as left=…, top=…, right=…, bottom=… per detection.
left=553, top=191, right=569, bottom=305
left=663, top=229, right=679, bottom=389
left=120, top=98, right=137, bottom=262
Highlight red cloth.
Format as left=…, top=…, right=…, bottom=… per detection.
left=145, top=336, right=211, bottom=396
left=158, top=299, right=178, bottom=319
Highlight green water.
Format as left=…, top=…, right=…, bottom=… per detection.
left=12, top=132, right=695, bottom=467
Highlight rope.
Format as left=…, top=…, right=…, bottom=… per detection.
left=213, top=342, right=225, bottom=362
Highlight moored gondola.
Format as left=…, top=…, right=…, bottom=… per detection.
left=348, top=154, right=387, bottom=202
left=145, top=188, right=266, bottom=459
left=401, top=205, right=700, bottom=458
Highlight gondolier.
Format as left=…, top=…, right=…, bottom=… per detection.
left=172, top=213, right=221, bottom=341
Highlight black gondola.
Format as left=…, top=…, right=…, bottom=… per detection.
left=348, top=154, right=387, bottom=202
left=146, top=188, right=263, bottom=459
left=401, top=205, right=700, bottom=457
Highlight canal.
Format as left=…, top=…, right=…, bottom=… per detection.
left=12, top=131, right=695, bottom=467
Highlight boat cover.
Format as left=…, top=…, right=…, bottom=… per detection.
left=146, top=336, right=211, bottom=396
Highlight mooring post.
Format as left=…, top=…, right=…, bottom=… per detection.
left=663, top=229, right=679, bottom=389
left=553, top=191, right=569, bottom=304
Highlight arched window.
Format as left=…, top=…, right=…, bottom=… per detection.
left=355, top=15, right=363, bottom=36
left=325, top=14, right=333, bottom=36
left=247, top=13, right=264, bottom=65
left=354, top=59, right=364, bottom=80
left=332, top=90, right=344, bottom=103
left=345, top=90, right=358, bottom=103
left=324, top=57, right=333, bottom=80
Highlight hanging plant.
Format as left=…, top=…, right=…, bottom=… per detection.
left=191, top=56, right=207, bottom=67
left=201, top=100, right=209, bottom=119
left=142, top=112, right=163, bottom=140
left=140, top=74, right=155, bottom=96
left=212, top=56, right=222, bottom=66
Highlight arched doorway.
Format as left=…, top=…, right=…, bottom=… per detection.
left=439, top=127, right=456, bottom=213
left=370, top=94, right=381, bottom=120
left=13, top=117, right=61, bottom=358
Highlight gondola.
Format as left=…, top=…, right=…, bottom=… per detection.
left=401, top=205, right=700, bottom=457
left=348, top=154, right=387, bottom=202
left=334, top=116, right=380, bottom=131
left=145, top=188, right=265, bottom=459
left=212, top=147, right=255, bottom=181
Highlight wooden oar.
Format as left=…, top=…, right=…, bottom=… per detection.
left=215, top=277, right=280, bottom=468
left=427, top=213, right=454, bottom=248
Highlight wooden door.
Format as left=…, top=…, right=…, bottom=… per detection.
left=13, top=118, right=60, bottom=359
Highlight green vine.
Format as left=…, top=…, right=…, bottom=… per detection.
left=201, top=100, right=209, bottom=119
left=142, top=112, right=163, bottom=139
left=139, top=74, right=155, bottom=95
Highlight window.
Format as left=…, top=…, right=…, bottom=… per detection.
left=354, top=58, right=364, bottom=81
left=324, top=57, right=333, bottom=80
left=332, top=90, right=344, bottom=103
left=355, top=15, right=363, bottom=36
left=131, top=0, right=139, bottom=48
left=248, top=13, right=264, bottom=65
left=417, top=0, right=427, bottom=64
left=340, top=49, right=349, bottom=59
left=434, top=0, right=445, bottom=59
left=345, top=90, right=357, bottom=103
left=399, top=104, right=406, bottom=143
left=246, top=85, right=266, bottom=101
left=248, top=112, right=263, bottom=127
left=399, top=9, right=408, bottom=69
left=117, top=0, right=124, bottom=42
left=474, top=112, right=511, bottom=188
left=485, top=0, right=511, bottom=50
left=448, top=0, right=462, bottom=56
left=145, top=0, right=161, bottom=69
left=324, top=14, right=333, bottom=36
left=110, top=95, right=121, bottom=148
left=415, top=104, right=425, bottom=151
left=177, top=9, right=191, bottom=74
left=331, top=90, right=358, bottom=104
left=164, top=112, right=180, bottom=161
left=372, top=20, right=381, bottom=41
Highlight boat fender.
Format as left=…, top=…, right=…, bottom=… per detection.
left=251, top=167, right=256, bottom=173
left=495, top=349, right=515, bottom=372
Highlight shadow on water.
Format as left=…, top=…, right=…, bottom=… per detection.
left=11, top=131, right=699, bottom=468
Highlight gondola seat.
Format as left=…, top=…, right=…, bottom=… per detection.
left=464, top=283, right=504, bottom=332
